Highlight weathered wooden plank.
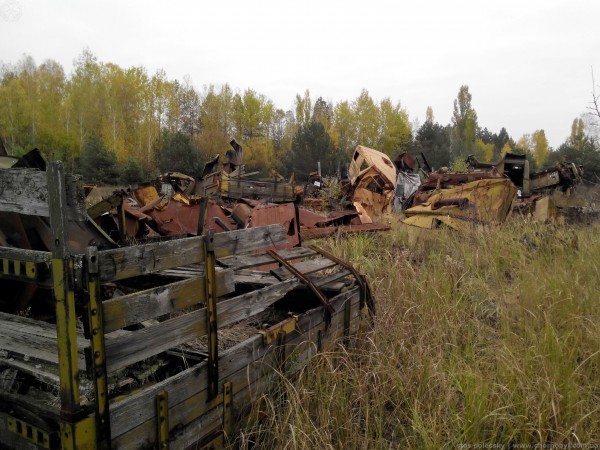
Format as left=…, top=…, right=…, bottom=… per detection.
left=97, top=236, right=206, bottom=282
left=0, top=168, right=48, bottom=216
left=110, top=290, right=361, bottom=446
left=0, top=358, right=60, bottom=387
left=102, top=269, right=234, bottom=333
left=97, top=225, right=288, bottom=282
left=0, top=168, right=87, bottom=220
left=0, top=247, right=51, bottom=264
left=105, top=277, right=297, bottom=372
left=310, top=268, right=352, bottom=289
left=270, top=257, right=338, bottom=280
left=217, top=246, right=315, bottom=270
left=232, top=271, right=280, bottom=286
left=104, top=268, right=354, bottom=372
left=214, top=278, right=299, bottom=326
left=211, top=224, right=287, bottom=258
left=111, top=289, right=359, bottom=435
left=157, top=266, right=204, bottom=278
left=0, top=312, right=87, bottom=374
left=105, top=309, right=204, bottom=374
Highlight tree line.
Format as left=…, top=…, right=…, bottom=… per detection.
left=1, top=51, right=599, bottom=183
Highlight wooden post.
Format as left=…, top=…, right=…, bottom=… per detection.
left=204, top=230, right=219, bottom=400
left=47, top=162, right=95, bottom=449
left=86, top=246, right=112, bottom=449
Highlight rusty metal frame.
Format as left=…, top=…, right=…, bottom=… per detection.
left=310, top=245, right=376, bottom=317
left=266, top=249, right=334, bottom=315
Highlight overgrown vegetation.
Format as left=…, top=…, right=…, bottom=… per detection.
left=237, top=220, right=600, bottom=449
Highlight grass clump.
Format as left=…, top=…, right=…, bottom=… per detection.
left=238, top=219, right=600, bottom=449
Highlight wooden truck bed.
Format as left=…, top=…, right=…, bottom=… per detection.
left=0, top=162, right=372, bottom=449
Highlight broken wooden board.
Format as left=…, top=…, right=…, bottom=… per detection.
left=97, top=224, right=288, bottom=281
left=0, top=312, right=86, bottom=384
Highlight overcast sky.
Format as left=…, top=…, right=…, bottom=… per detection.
left=1, top=0, right=599, bottom=148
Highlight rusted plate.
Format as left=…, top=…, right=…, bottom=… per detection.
left=298, top=208, right=326, bottom=228
left=148, top=200, right=201, bottom=235
left=247, top=203, right=300, bottom=249
left=204, top=202, right=237, bottom=233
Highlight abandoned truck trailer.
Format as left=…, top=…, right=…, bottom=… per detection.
left=0, top=161, right=374, bottom=449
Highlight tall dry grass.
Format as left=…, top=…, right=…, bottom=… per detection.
left=237, top=218, right=600, bottom=449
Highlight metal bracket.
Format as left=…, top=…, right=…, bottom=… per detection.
left=156, top=391, right=169, bottom=449
left=276, top=330, right=287, bottom=372
left=317, top=329, right=323, bottom=352
left=7, top=416, right=51, bottom=448
left=222, top=381, right=233, bottom=438
left=1, top=258, right=49, bottom=281
left=259, top=315, right=298, bottom=345
left=310, top=245, right=376, bottom=317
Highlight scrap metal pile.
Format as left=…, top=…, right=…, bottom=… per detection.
left=394, top=151, right=592, bottom=230
left=86, top=141, right=392, bottom=247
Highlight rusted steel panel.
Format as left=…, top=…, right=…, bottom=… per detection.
left=247, top=203, right=300, bottom=250
left=298, top=208, right=326, bottom=228
left=148, top=199, right=201, bottom=236
left=204, top=201, right=236, bottom=233
left=316, top=210, right=360, bottom=226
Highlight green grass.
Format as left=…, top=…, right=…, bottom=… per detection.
left=237, top=219, right=600, bottom=449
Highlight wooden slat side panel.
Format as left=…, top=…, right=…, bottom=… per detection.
left=102, top=269, right=235, bottom=333
left=212, top=224, right=288, bottom=258
left=166, top=312, right=360, bottom=450
left=97, top=224, right=288, bottom=282
left=0, top=247, right=52, bottom=263
left=217, top=246, right=315, bottom=270
left=270, top=257, right=338, bottom=280
left=104, top=277, right=301, bottom=372
left=110, top=291, right=361, bottom=448
left=105, top=308, right=206, bottom=373
left=97, top=236, right=206, bottom=282
left=109, top=287, right=361, bottom=439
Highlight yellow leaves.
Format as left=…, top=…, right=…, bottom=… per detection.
left=473, top=139, right=495, bottom=163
